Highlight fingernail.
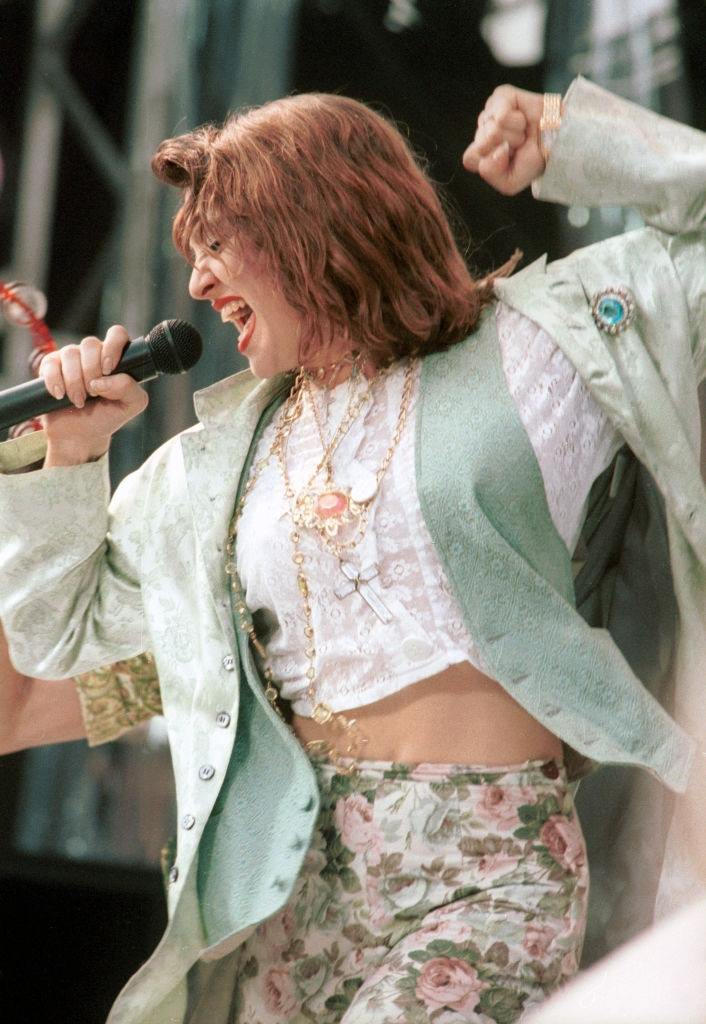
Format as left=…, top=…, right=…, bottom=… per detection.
left=493, top=141, right=510, bottom=160
left=89, top=379, right=106, bottom=393
left=70, top=391, right=85, bottom=408
left=52, top=385, right=65, bottom=400
left=102, top=359, right=113, bottom=374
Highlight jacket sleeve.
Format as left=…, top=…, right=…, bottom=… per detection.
left=0, top=445, right=153, bottom=680
left=533, top=76, right=706, bottom=382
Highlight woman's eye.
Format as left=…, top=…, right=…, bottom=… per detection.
left=208, top=240, right=221, bottom=252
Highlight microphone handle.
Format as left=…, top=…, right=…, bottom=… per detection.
left=0, top=344, right=157, bottom=433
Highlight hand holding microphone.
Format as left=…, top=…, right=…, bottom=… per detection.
left=6, top=319, right=203, bottom=466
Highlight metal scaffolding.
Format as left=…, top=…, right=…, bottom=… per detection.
left=2, top=0, right=291, bottom=475
left=3, top=0, right=192, bottom=402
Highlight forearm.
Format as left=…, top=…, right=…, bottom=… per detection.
left=1, top=629, right=161, bottom=753
left=44, top=439, right=109, bottom=467
left=534, top=76, right=706, bottom=234
left=0, top=627, right=86, bottom=754
left=0, top=427, right=107, bottom=472
left=0, top=451, right=146, bottom=679
left=534, top=79, right=706, bottom=381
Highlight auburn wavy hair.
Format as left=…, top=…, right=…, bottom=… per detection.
left=151, top=93, right=520, bottom=366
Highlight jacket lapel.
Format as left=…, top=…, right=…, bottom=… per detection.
left=180, top=369, right=292, bottom=647
left=494, top=250, right=706, bottom=558
left=494, top=255, right=633, bottom=435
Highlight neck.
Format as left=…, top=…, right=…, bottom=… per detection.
left=300, top=348, right=379, bottom=388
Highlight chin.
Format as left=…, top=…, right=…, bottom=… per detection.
left=248, top=352, right=298, bottom=380
left=250, top=368, right=272, bottom=381
left=246, top=358, right=280, bottom=381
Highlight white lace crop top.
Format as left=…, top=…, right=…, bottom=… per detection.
left=235, top=303, right=623, bottom=717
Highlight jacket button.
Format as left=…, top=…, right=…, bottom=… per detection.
left=216, top=711, right=231, bottom=728
left=181, top=814, right=196, bottom=830
left=168, top=865, right=179, bottom=883
left=199, top=764, right=216, bottom=781
left=222, top=654, right=236, bottom=671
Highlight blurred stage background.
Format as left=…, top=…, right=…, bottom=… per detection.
left=0, top=1, right=704, bottom=1020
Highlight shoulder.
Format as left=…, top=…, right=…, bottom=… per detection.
left=493, top=225, right=687, bottom=381
left=115, top=368, right=260, bottom=489
left=495, top=227, right=660, bottom=306
left=108, top=423, right=206, bottom=529
left=117, top=422, right=202, bottom=486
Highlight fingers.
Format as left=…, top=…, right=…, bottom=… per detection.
left=101, top=324, right=130, bottom=375
left=463, top=112, right=525, bottom=172
left=88, top=372, right=148, bottom=412
left=481, top=84, right=523, bottom=124
left=477, top=143, right=514, bottom=194
left=464, top=87, right=527, bottom=172
left=40, top=345, right=93, bottom=407
left=476, top=139, right=544, bottom=196
left=477, top=107, right=526, bottom=139
left=463, top=85, right=546, bottom=190
left=39, top=325, right=131, bottom=408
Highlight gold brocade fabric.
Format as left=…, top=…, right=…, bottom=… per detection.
left=75, top=652, right=162, bottom=746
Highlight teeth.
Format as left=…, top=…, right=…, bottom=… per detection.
left=220, top=298, right=249, bottom=324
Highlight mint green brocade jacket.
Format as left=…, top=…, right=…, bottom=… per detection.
left=0, top=78, right=704, bottom=1023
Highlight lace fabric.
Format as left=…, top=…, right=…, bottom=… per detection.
left=496, top=303, right=623, bottom=552
left=236, top=303, right=621, bottom=716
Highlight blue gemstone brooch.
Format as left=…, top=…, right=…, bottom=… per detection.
left=590, top=286, right=636, bottom=335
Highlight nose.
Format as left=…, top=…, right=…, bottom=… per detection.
left=189, top=260, right=217, bottom=301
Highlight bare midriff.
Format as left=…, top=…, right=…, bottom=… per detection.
left=292, top=660, right=563, bottom=766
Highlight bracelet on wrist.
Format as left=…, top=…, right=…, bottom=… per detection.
left=539, top=92, right=563, bottom=165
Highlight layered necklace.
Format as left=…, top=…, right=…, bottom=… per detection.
left=225, top=353, right=415, bottom=770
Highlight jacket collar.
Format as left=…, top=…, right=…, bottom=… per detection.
left=192, top=367, right=292, bottom=430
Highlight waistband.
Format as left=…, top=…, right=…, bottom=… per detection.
left=309, top=755, right=567, bottom=787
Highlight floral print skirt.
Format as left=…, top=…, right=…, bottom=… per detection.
left=228, top=756, right=588, bottom=1023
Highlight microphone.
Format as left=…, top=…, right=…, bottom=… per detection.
left=0, top=319, right=203, bottom=432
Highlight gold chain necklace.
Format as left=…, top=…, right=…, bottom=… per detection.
left=281, top=385, right=374, bottom=546
left=295, top=360, right=376, bottom=491
left=226, top=358, right=416, bottom=770
left=280, top=361, right=414, bottom=559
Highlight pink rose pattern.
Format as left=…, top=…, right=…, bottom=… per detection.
left=523, top=923, right=557, bottom=959
left=230, top=760, right=588, bottom=1023
left=416, top=957, right=486, bottom=1013
left=540, top=815, right=587, bottom=873
left=262, top=966, right=299, bottom=1017
left=475, top=783, right=538, bottom=831
left=333, top=792, right=383, bottom=864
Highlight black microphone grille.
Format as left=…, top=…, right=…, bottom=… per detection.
left=146, top=319, right=203, bottom=374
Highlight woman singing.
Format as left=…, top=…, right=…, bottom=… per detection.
left=0, top=78, right=703, bottom=1023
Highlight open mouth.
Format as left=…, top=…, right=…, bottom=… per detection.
left=217, top=297, right=251, bottom=326
left=236, top=310, right=256, bottom=353
left=216, top=298, right=254, bottom=349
